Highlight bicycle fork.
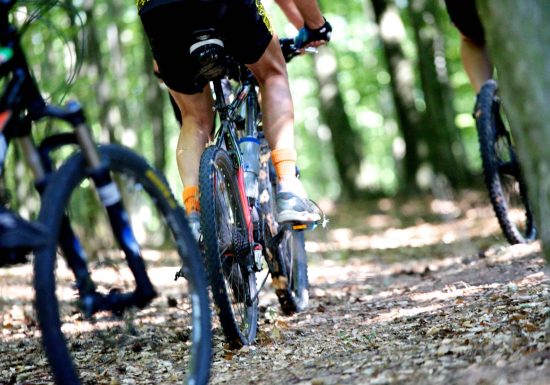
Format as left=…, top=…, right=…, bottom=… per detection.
left=27, top=101, right=156, bottom=316
left=73, top=114, right=157, bottom=313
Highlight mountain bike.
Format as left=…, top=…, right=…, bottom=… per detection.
left=189, top=30, right=319, bottom=348
left=475, top=79, right=536, bottom=244
left=0, top=1, right=211, bottom=384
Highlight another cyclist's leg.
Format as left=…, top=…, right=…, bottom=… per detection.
left=460, top=35, right=492, bottom=94
left=246, top=36, right=320, bottom=224
left=172, top=87, right=214, bottom=240
left=444, top=0, right=492, bottom=94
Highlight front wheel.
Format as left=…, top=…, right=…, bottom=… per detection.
left=475, top=79, right=536, bottom=244
left=34, top=144, right=211, bottom=385
left=199, top=146, right=258, bottom=348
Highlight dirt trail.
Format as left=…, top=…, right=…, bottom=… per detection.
left=1, top=192, right=549, bottom=385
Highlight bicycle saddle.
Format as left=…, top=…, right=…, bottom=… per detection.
left=189, top=29, right=227, bottom=87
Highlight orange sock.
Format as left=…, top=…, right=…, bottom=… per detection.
left=271, top=148, right=297, bottom=180
left=182, top=186, right=200, bottom=215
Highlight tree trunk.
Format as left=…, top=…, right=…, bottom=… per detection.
left=478, top=0, right=550, bottom=262
left=370, top=0, right=422, bottom=192
left=105, top=0, right=131, bottom=141
left=408, top=0, right=471, bottom=188
left=313, top=46, right=363, bottom=200
left=82, top=0, right=115, bottom=142
left=143, top=42, right=167, bottom=174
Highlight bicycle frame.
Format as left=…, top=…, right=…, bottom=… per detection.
left=1, top=1, right=155, bottom=314
left=209, top=70, right=259, bottom=243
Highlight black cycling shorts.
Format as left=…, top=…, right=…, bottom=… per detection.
left=444, top=0, right=485, bottom=46
left=140, top=0, right=273, bottom=94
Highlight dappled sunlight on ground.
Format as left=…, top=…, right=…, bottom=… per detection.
left=1, top=191, right=549, bottom=384
left=307, top=206, right=501, bottom=254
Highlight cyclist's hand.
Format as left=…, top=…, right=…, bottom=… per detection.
left=294, top=18, right=332, bottom=49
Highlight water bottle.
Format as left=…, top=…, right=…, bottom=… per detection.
left=239, top=136, right=260, bottom=200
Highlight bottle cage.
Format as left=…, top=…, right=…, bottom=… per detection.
left=189, top=29, right=227, bottom=88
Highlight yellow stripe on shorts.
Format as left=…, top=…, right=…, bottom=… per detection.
left=256, top=0, right=274, bottom=34
left=136, top=0, right=150, bottom=11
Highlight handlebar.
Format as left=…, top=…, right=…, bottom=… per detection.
left=280, top=38, right=317, bottom=63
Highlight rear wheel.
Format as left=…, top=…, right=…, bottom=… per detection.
left=260, top=158, right=309, bottom=314
left=272, top=228, right=309, bottom=314
left=475, top=79, right=536, bottom=244
left=34, top=145, right=211, bottom=385
left=199, top=146, right=258, bottom=348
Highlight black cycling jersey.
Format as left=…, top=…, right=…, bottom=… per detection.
left=444, top=0, right=485, bottom=45
left=140, top=0, right=273, bottom=94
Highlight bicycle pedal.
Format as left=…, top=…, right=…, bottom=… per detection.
left=291, top=223, right=310, bottom=231
left=174, top=268, right=186, bottom=281
left=0, top=249, right=29, bottom=267
left=253, top=244, right=263, bottom=271
left=291, top=220, right=325, bottom=231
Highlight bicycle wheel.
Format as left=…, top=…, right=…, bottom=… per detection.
left=34, top=144, right=211, bottom=385
left=261, top=160, right=309, bottom=314
left=272, top=229, right=309, bottom=314
left=475, top=79, right=536, bottom=244
left=199, top=146, right=258, bottom=348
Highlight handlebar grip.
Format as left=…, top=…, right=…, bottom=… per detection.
left=279, top=38, right=300, bottom=63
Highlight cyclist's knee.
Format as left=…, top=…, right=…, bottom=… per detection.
left=170, top=86, right=214, bottom=129
left=247, top=37, right=288, bottom=85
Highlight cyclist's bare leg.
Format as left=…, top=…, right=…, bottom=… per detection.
left=460, top=34, right=492, bottom=93
left=169, top=86, right=213, bottom=238
left=246, top=35, right=296, bottom=173
left=171, top=86, right=214, bottom=189
left=246, top=35, right=320, bottom=222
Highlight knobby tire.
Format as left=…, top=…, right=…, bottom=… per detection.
left=262, top=160, right=309, bottom=314
left=475, top=79, right=536, bottom=244
left=199, top=146, right=258, bottom=348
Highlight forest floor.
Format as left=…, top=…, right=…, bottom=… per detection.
left=1, top=190, right=550, bottom=385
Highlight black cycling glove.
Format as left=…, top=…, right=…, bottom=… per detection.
left=294, top=18, right=332, bottom=49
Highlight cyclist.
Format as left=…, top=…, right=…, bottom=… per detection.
left=137, top=0, right=331, bottom=239
left=444, top=0, right=492, bottom=94
left=154, top=0, right=332, bottom=127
